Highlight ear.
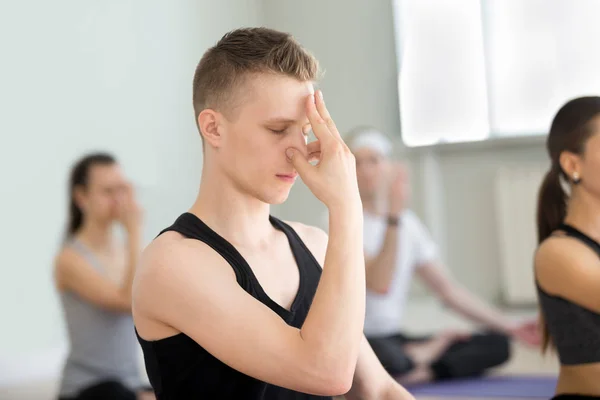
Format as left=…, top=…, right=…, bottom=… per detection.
left=559, top=150, right=582, bottom=182
left=197, top=109, right=222, bottom=149
left=73, top=185, right=87, bottom=211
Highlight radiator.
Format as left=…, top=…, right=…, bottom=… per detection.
left=494, top=164, right=548, bottom=306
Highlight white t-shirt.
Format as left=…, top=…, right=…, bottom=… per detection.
left=319, top=208, right=439, bottom=337
left=362, top=210, right=439, bottom=337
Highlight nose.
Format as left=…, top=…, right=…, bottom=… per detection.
left=286, top=128, right=310, bottom=157
left=110, top=196, right=119, bottom=208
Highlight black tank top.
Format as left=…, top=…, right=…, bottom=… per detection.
left=537, top=223, right=600, bottom=365
left=136, top=212, right=332, bottom=400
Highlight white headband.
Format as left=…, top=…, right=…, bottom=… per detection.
left=348, top=129, right=393, bottom=157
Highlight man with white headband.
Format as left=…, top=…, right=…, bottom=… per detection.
left=341, top=126, right=541, bottom=384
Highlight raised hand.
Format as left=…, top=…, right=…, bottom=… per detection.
left=286, top=90, right=361, bottom=210
left=508, top=318, right=541, bottom=347
left=387, top=163, right=409, bottom=215
left=116, top=182, right=142, bottom=233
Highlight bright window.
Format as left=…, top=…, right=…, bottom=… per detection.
left=393, top=0, right=600, bottom=147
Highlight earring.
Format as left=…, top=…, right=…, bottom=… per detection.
left=573, top=172, right=581, bottom=184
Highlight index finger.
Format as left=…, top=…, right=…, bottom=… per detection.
left=314, top=90, right=342, bottom=141
left=305, top=93, right=334, bottom=144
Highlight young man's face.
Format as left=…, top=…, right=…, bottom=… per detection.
left=217, top=74, right=314, bottom=204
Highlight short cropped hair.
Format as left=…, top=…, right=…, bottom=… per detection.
left=192, top=27, right=320, bottom=123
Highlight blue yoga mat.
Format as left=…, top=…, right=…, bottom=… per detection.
left=405, top=375, right=558, bottom=398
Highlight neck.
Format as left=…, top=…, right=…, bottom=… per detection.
left=75, top=219, right=114, bottom=251
left=190, top=166, right=274, bottom=248
left=565, top=189, right=600, bottom=241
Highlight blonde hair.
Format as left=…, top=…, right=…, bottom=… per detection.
left=192, top=27, right=320, bottom=122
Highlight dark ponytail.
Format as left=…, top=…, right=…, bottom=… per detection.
left=67, top=195, right=84, bottom=237
left=65, top=152, right=116, bottom=239
left=535, top=96, right=600, bottom=353
left=536, top=166, right=567, bottom=245
left=535, top=166, right=567, bottom=352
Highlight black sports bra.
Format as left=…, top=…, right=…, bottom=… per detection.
left=536, top=223, right=600, bottom=365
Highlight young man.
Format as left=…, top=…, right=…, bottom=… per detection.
left=131, top=28, right=414, bottom=399
left=344, top=126, right=541, bottom=384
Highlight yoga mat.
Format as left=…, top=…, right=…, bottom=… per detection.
left=405, top=375, right=558, bottom=398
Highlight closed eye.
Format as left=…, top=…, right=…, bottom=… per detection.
left=270, top=128, right=287, bottom=134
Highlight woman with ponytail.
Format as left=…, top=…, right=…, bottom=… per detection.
left=53, top=153, right=154, bottom=400
left=535, top=96, right=600, bottom=400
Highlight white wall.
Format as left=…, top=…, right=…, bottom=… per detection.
left=0, top=0, right=261, bottom=387
left=407, top=140, right=548, bottom=302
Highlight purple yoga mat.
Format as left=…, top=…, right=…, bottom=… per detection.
left=405, top=375, right=558, bottom=398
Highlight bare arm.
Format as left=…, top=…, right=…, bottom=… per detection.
left=536, top=236, right=600, bottom=314
left=417, top=262, right=514, bottom=333
left=55, top=229, right=141, bottom=313
left=300, top=208, right=366, bottom=389
left=365, top=222, right=400, bottom=294
left=294, top=223, right=413, bottom=400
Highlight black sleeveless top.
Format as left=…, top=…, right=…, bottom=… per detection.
left=537, top=223, right=600, bottom=365
left=136, top=212, right=332, bottom=400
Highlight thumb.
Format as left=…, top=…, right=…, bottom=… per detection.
left=286, top=148, right=312, bottom=178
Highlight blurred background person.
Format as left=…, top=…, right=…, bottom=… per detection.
left=53, top=153, right=153, bottom=400
left=342, top=127, right=540, bottom=385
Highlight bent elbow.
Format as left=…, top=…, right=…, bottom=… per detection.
left=118, top=293, right=134, bottom=313
left=330, top=377, right=353, bottom=397
left=316, top=370, right=354, bottom=397
left=299, top=337, right=358, bottom=396
left=302, top=353, right=355, bottom=396
left=320, top=356, right=357, bottom=396
left=105, top=292, right=133, bottom=314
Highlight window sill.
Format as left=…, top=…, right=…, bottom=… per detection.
left=403, top=133, right=547, bottom=154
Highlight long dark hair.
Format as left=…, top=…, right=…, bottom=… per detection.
left=66, top=152, right=116, bottom=238
left=536, top=96, right=600, bottom=351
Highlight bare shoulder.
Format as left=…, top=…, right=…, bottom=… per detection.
left=54, top=246, right=77, bottom=268
left=535, top=234, right=600, bottom=294
left=133, top=231, right=236, bottom=312
left=535, top=234, right=598, bottom=270
left=54, top=245, right=87, bottom=287
left=284, top=220, right=329, bottom=265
